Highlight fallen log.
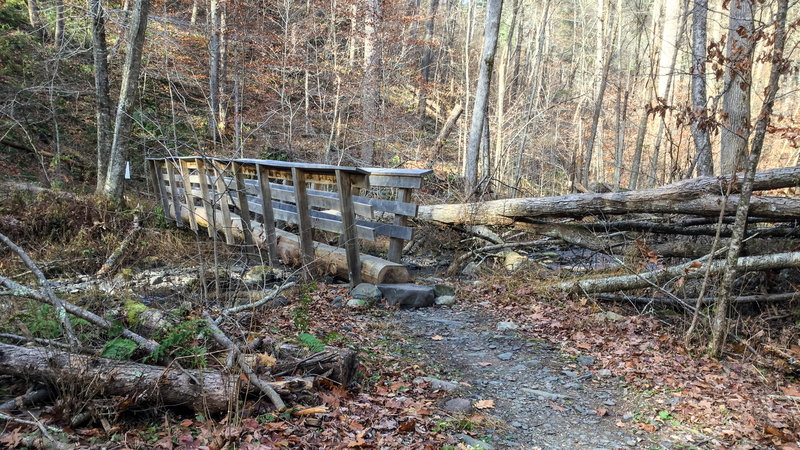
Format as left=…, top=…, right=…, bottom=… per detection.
left=553, top=251, right=800, bottom=294
left=420, top=193, right=800, bottom=225
left=166, top=200, right=409, bottom=284
left=593, top=292, right=799, bottom=307
left=419, top=167, right=800, bottom=225
left=0, top=342, right=235, bottom=413
left=0, top=339, right=353, bottom=414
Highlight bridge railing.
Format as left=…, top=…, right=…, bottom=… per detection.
left=146, top=156, right=431, bottom=284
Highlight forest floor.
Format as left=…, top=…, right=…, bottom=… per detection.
left=1, top=188, right=799, bottom=448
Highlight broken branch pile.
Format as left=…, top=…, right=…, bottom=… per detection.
left=419, top=167, right=800, bottom=298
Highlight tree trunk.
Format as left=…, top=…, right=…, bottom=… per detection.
left=208, top=0, right=221, bottom=142
left=26, top=0, right=47, bottom=42
left=720, top=0, right=754, bottom=175
left=690, top=0, right=714, bottom=176
left=583, top=5, right=616, bottom=187
left=361, top=0, right=380, bottom=165
left=419, top=167, right=800, bottom=225
left=464, top=0, right=503, bottom=198
left=417, top=0, right=439, bottom=127
left=555, top=252, right=800, bottom=294
left=513, top=0, right=550, bottom=195
left=432, top=103, right=463, bottom=156
left=103, top=0, right=151, bottom=201
left=55, top=0, right=64, bottom=48
left=710, top=0, right=787, bottom=356
left=90, top=0, right=113, bottom=195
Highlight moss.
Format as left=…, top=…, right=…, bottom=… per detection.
left=123, top=298, right=149, bottom=326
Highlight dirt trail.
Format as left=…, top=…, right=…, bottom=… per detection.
left=392, top=303, right=649, bottom=449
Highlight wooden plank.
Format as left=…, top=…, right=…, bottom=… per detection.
left=292, top=168, right=315, bottom=275
left=179, top=159, right=198, bottom=232
left=148, top=159, right=171, bottom=222
left=234, top=162, right=255, bottom=251
left=355, top=195, right=418, bottom=217
left=195, top=158, right=216, bottom=238
left=165, top=160, right=184, bottom=227
left=368, top=174, right=422, bottom=189
left=256, top=164, right=279, bottom=266
left=212, top=161, right=235, bottom=245
left=336, top=170, right=362, bottom=285
left=388, top=188, right=412, bottom=262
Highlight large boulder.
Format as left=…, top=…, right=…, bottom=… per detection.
left=377, top=283, right=435, bottom=309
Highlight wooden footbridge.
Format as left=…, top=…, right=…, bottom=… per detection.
left=146, top=156, right=431, bottom=285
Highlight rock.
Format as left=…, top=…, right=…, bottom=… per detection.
left=351, top=283, right=382, bottom=301
left=622, top=413, right=635, bottom=422
left=497, top=352, right=514, bottom=361
left=597, top=369, right=612, bottom=377
left=346, top=299, right=368, bottom=308
left=511, top=421, right=523, bottom=428
left=332, top=296, right=344, bottom=308
left=243, top=265, right=279, bottom=284
left=443, top=398, right=473, bottom=414
left=454, top=434, right=494, bottom=450
left=496, top=321, right=519, bottom=332
left=576, top=355, right=595, bottom=366
left=413, top=377, right=460, bottom=392
left=433, top=284, right=456, bottom=297
left=462, top=262, right=480, bottom=275
left=377, top=283, right=434, bottom=309
left=435, top=295, right=456, bottom=306
left=149, top=275, right=164, bottom=286
left=504, top=251, right=526, bottom=271
left=595, top=311, right=624, bottom=322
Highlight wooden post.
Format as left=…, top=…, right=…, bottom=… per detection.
left=195, top=158, right=216, bottom=238
left=212, top=161, right=235, bottom=245
left=256, top=164, right=280, bottom=266
left=233, top=161, right=256, bottom=256
left=388, top=188, right=412, bottom=263
left=165, top=159, right=184, bottom=227
left=179, top=159, right=198, bottom=232
left=336, top=170, right=362, bottom=286
left=148, top=160, right=170, bottom=221
left=292, top=167, right=315, bottom=276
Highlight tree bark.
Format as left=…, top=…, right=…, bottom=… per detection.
left=103, top=0, right=151, bottom=200
left=710, top=0, right=787, bottom=356
left=90, top=0, right=113, bottom=195
left=464, top=0, right=503, bottom=198
left=208, top=0, right=222, bottom=142
left=417, top=0, right=439, bottom=126
left=690, top=0, right=714, bottom=176
left=0, top=342, right=235, bottom=413
left=419, top=167, right=800, bottom=225
left=554, top=251, right=800, bottom=294
left=361, top=0, right=381, bottom=165
left=720, top=0, right=754, bottom=175
left=432, top=103, right=463, bottom=156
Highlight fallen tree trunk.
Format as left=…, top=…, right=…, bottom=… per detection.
left=0, top=342, right=235, bottom=413
left=166, top=200, right=409, bottom=284
left=421, top=193, right=800, bottom=225
left=419, top=167, right=800, bottom=225
left=553, top=251, right=800, bottom=294
left=593, top=292, right=799, bottom=307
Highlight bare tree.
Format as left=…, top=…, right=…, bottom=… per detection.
left=361, top=0, right=381, bottom=165
left=417, top=0, right=439, bottom=127
left=720, top=0, right=754, bottom=175
left=464, top=0, right=503, bottom=198
left=90, top=0, right=113, bottom=195
left=102, top=0, right=151, bottom=200
left=691, top=0, right=714, bottom=176
left=710, top=0, right=787, bottom=356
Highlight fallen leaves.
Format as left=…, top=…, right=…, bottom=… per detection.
left=474, top=399, right=494, bottom=410
left=431, top=335, right=444, bottom=341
